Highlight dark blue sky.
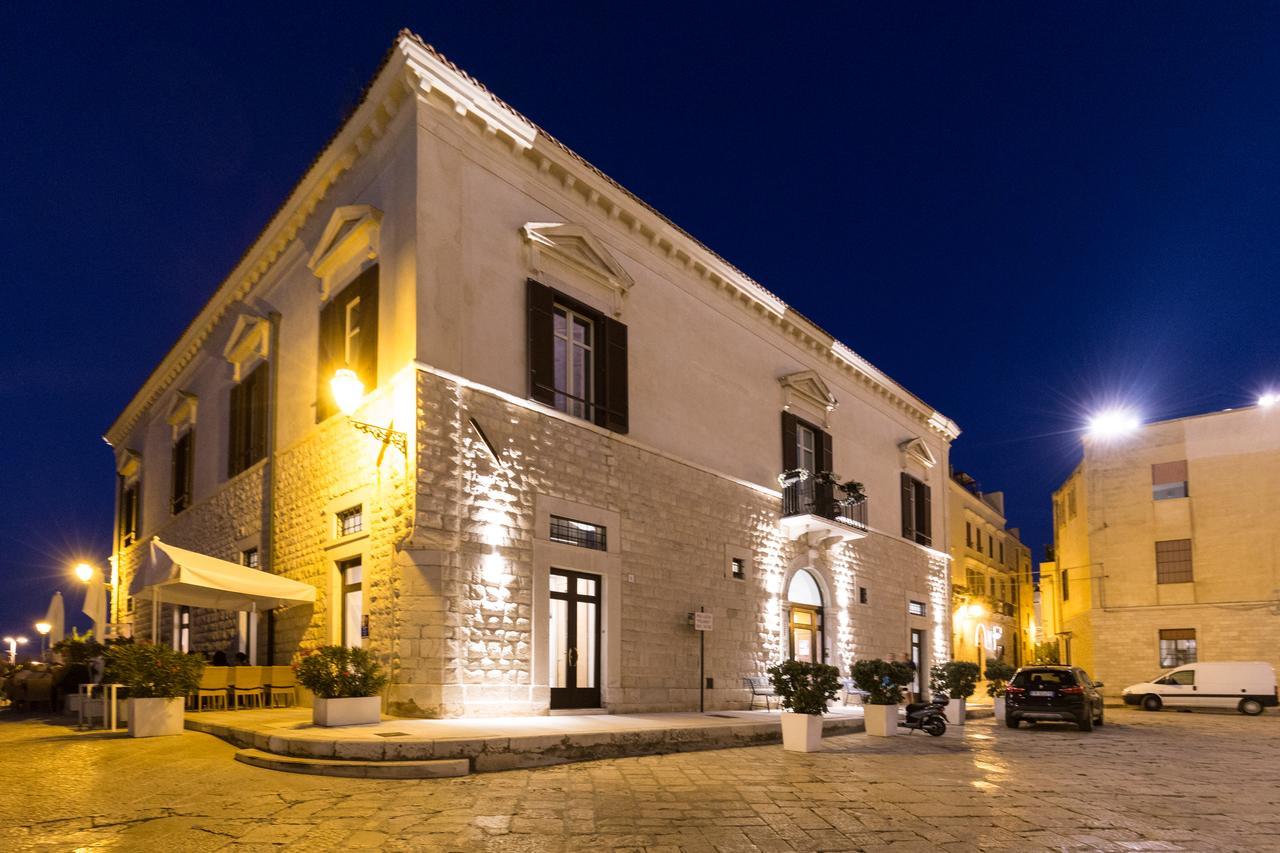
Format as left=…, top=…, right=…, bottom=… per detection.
left=3, top=3, right=1278, bottom=636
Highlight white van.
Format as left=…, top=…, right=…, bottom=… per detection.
left=1122, top=661, right=1278, bottom=715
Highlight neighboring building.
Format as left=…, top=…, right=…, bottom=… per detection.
left=948, top=471, right=1032, bottom=681
left=104, top=31, right=960, bottom=718
left=1040, top=404, right=1280, bottom=695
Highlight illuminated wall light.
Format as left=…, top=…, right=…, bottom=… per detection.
left=1086, top=409, right=1141, bottom=439
left=1259, top=392, right=1278, bottom=408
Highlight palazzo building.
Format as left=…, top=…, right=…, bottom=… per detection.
left=1041, top=404, right=1280, bottom=693
left=104, top=31, right=959, bottom=717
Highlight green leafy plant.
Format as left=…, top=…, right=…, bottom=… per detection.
left=1031, top=641, right=1061, bottom=664
left=294, top=646, right=388, bottom=699
left=984, top=659, right=1018, bottom=697
left=849, top=659, right=914, bottom=705
left=105, top=642, right=203, bottom=699
left=766, top=659, right=841, bottom=715
left=930, top=660, right=981, bottom=700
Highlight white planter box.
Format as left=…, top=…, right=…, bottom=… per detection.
left=313, top=696, right=381, bottom=727
left=864, top=703, right=900, bottom=737
left=779, top=711, right=824, bottom=752
left=993, top=697, right=1006, bottom=721
left=945, top=698, right=967, bottom=726
left=127, top=697, right=185, bottom=738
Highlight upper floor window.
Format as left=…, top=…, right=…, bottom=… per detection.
left=1155, top=539, right=1194, bottom=584
left=228, top=361, right=268, bottom=477
left=1061, top=568, right=1070, bottom=601
left=900, top=473, right=932, bottom=547
left=337, top=505, right=364, bottom=537
left=999, top=541, right=1005, bottom=564
left=1152, top=460, right=1189, bottom=500
left=119, top=480, right=140, bottom=548
left=796, top=423, right=817, bottom=474
left=527, top=280, right=628, bottom=433
left=170, top=429, right=194, bottom=514
left=317, top=265, right=379, bottom=422
left=965, top=522, right=972, bottom=547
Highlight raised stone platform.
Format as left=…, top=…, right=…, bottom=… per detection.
left=188, top=705, right=994, bottom=777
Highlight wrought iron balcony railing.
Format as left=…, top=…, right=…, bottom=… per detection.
left=781, top=472, right=868, bottom=531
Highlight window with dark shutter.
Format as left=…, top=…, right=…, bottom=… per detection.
left=170, top=429, right=194, bottom=514
left=317, top=265, right=379, bottom=422
left=119, top=481, right=140, bottom=547
left=900, top=473, right=932, bottom=546
left=228, top=362, right=269, bottom=477
left=526, top=280, right=628, bottom=433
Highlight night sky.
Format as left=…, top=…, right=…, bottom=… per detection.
left=4, top=3, right=1278, bottom=638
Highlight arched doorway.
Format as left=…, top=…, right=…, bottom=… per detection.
left=787, top=569, right=825, bottom=663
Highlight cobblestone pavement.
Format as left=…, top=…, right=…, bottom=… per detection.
left=5, top=708, right=1279, bottom=852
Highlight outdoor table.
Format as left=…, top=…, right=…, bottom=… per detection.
left=77, top=683, right=123, bottom=731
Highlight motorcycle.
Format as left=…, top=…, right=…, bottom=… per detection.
left=899, top=693, right=949, bottom=736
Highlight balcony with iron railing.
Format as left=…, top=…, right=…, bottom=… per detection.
left=777, top=470, right=869, bottom=543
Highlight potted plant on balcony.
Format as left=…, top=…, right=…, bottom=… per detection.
left=850, top=659, right=913, bottom=736
left=930, top=661, right=980, bottom=726
left=984, top=659, right=1017, bottom=720
left=295, top=646, right=388, bottom=727
left=837, top=480, right=866, bottom=504
left=106, top=642, right=203, bottom=738
left=766, top=659, right=841, bottom=752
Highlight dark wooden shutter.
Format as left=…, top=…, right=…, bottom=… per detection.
left=247, top=363, right=268, bottom=466
left=781, top=412, right=798, bottom=472
left=527, top=279, right=556, bottom=406
left=919, top=481, right=933, bottom=546
left=816, top=428, right=835, bottom=513
left=316, top=293, right=343, bottom=422
left=901, top=472, right=916, bottom=540
left=599, top=316, right=628, bottom=433
left=353, top=264, right=379, bottom=389
left=228, top=381, right=245, bottom=476
left=170, top=434, right=183, bottom=512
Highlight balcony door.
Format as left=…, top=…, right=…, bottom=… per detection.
left=549, top=568, right=601, bottom=709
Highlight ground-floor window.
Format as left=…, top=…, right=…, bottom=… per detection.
left=1159, top=628, right=1196, bottom=668
left=175, top=606, right=190, bottom=653
left=340, top=557, right=364, bottom=648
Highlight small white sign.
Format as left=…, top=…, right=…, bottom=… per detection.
left=693, top=611, right=713, bottom=631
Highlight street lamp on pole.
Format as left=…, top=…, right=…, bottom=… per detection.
left=3, top=636, right=28, bottom=665
left=34, top=622, right=51, bottom=657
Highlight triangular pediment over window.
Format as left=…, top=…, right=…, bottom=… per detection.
left=309, top=205, right=383, bottom=298
left=523, top=222, right=633, bottom=315
left=899, top=437, right=937, bottom=470
left=222, top=314, right=270, bottom=382
left=116, top=449, right=141, bottom=480
left=779, top=370, right=838, bottom=417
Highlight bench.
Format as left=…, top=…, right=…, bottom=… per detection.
left=743, top=676, right=777, bottom=710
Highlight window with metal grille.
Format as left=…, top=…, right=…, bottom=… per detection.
left=549, top=515, right=606, bottom=551
left=858, top=587, right=868, bottom=605
left=908, top=600, right=926, bottom=617
left=242, top=547, right=259, bottom=569
left=1159, top=628, right=1197, bottom=667
left=731, top=558, right=745, bottom=580
left=337, top=505, right=363, bottom=537
left=1155, top=539, right=1194, bottom=584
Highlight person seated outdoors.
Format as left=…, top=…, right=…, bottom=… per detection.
left=234, top=652, right=249, bottom=665
left=211, top=650, right=228, bottom=666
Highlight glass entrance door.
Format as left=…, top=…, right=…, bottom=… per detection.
left=549, top=568, right=601, bottom=709
left=789, top=605, right=822, bottom=663
left=910, top=628, right=925, bottom=696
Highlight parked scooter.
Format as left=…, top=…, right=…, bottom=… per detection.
left=899, top=694, right=949, bottom=736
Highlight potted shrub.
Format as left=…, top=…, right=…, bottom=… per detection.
left=850, top=659, right=913, bottom=737
left=766, top=659, right=841, bottom=752
left=930, top=661, right=980, bottom=726
left=984, top=659, right=1017, bottom=721
left=106, top=642, right=203, bottom=737
left=295, top=646, right=388, bottom=727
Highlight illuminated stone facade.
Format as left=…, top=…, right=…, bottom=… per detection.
left=105, top=32, right=958, bottom=717
left=1041, top=405, right=1280, bottom=696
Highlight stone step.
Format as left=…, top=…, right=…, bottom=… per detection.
left=234, top=748, right=469, bottom=779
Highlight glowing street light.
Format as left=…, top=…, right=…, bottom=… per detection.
left=1260, top=393, right=1278, bottom=408
left=34, top=621, right=51, bottom=657
left=330, top=368, right=365, bottom=416
left=74, top=562, right=95, bottom=583
left=3, top=635, right=28, bottom=664
left=1086, top=410, right=1141, bottom=439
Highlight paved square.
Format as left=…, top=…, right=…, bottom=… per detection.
left=5, top=708, right=1278, bottom=851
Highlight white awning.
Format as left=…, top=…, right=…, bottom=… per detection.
left=130, top=538, right=317, bottom=612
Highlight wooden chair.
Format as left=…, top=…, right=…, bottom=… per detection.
left=743, top=676, right=777, bottom=711
left=265, top=665, right=296, bottom=708
left=193, top=666, right=229, bottom=711
left=228, top=666, right=265, bottom=710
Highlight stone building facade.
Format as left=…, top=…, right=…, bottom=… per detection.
left=947, top=473, right=1032, bottom=681
left=1041, top=404, right=1280, bottom=696
left=104, top=31, right=959, bottom=718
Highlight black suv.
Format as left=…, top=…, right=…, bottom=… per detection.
left=1005, top=665, right=1105, bottom=731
